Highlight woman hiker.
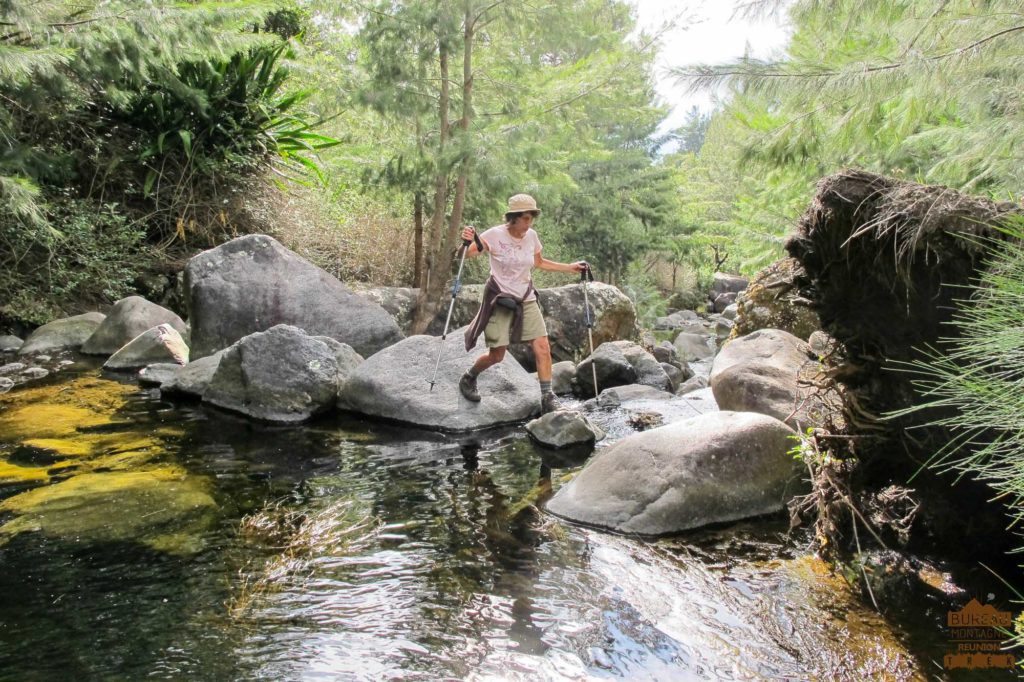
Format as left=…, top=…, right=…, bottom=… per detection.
left=458, top=193, right=587, bottom=414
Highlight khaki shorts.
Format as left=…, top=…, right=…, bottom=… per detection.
left=484, top=299, right=548, bottom=348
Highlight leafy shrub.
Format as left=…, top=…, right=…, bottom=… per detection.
left=0, top=199, right=150, bottom=326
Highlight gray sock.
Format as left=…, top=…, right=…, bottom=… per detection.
left=467, top=367, right=479, bottom=379
left=539, top=380, right=551, bottom=395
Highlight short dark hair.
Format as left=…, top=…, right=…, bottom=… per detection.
left=505, top=210, right=539, bottom=223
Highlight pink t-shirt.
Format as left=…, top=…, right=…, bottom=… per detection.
left=480, top=224, right=541, bottom=301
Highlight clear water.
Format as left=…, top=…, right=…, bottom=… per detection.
left=0, top=359, right=1000, bottom=680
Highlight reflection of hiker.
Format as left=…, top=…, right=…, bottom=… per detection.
left=460, top=193, right=586, bottom=414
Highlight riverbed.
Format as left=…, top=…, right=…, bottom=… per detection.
left=0, top=357, right=1006, bottom=680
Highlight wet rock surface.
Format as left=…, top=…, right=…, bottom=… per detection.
left=526, top=410, right=605, bottom=449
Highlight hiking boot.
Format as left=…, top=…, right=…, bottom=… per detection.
left=459, top=372, right=481, bottom=402
left=541, top=391, right=558, bottom=415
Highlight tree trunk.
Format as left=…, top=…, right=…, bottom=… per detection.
left=444, top=2, right=474, bottom=271
left=413, top=191, right=424, bottom=287
left=411, top=41, right=452, bottom=333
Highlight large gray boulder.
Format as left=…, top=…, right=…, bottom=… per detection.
left=357, top=285, right=483, bottom=336
left=710, top=328, right=829, bottom=430
left=574, top=340, right=671, bottom=398
left=18, top=312, right=105, bottom=355
left=546, top=411, right=803, bottom=535
left=339, top=327, right=539, bottom=431
left=82, top=296, right=186, bottom=356
left=104, top=324, right=189, bottom=371
left=539, top=282, right=638, bottom=364
left=203, top=325, right=354, bottom=423
left=185, top=234, right=403, bottom=359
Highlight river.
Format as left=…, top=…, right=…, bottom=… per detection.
left=0, top=357, right=1008, bottom=680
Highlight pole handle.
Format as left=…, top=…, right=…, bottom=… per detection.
left=579, top=262, right=594, bottom=283
left=462, top=232, right=484, bottom=253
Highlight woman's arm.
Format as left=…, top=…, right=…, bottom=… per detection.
left=535, top=251, right=586, bottom=273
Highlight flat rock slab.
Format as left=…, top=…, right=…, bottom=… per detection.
left=340, top=328, right=539, bottom=432
left=546, top=411, right=803, bottom=536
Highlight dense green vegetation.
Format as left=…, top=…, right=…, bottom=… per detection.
left=1, top=2, right=331, bottom=325
left=670, top=0, right=1024, bottom=271
left=4, top=0, right=1024, bottom=333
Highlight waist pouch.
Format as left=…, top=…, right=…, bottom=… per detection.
left=494, top=295, right=519, bottom=310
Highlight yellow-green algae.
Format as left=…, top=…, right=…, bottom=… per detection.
left=0, top=375, right=184, bottom=484
left=0, top=373, right=211, bottom=553
left=0, top=467, right=216, bottom=553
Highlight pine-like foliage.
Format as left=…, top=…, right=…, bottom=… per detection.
left=676, top=0, right=1024, bottom=195
left=891, top=220, right=1024, bottom=530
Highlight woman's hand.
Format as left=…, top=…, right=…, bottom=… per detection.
left=572, top=261, right=589, bottom=273
left=461, top=226, right=476, bottom=243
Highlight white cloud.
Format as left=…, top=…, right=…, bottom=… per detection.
left=629, top=0, right=792, bottom=131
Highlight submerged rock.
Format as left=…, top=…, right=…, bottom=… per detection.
left=339, top=328, right=538, bottom=431
left=185, top=234, right=403, bottom=359
left=19, top=312, right=106, bottom=355
left=546, top=411, right=803, bottom=535
left=0, top=467, right=216, bottom=554
left=82, top=296, right=186, bottom=356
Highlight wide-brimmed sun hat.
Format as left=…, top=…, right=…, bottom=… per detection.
left=507, top=193, right=541, bottom=214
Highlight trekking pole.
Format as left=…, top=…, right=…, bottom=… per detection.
left=427, top=233, right=477, bottom=391
left=581, top=262, right=599, bottom=397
